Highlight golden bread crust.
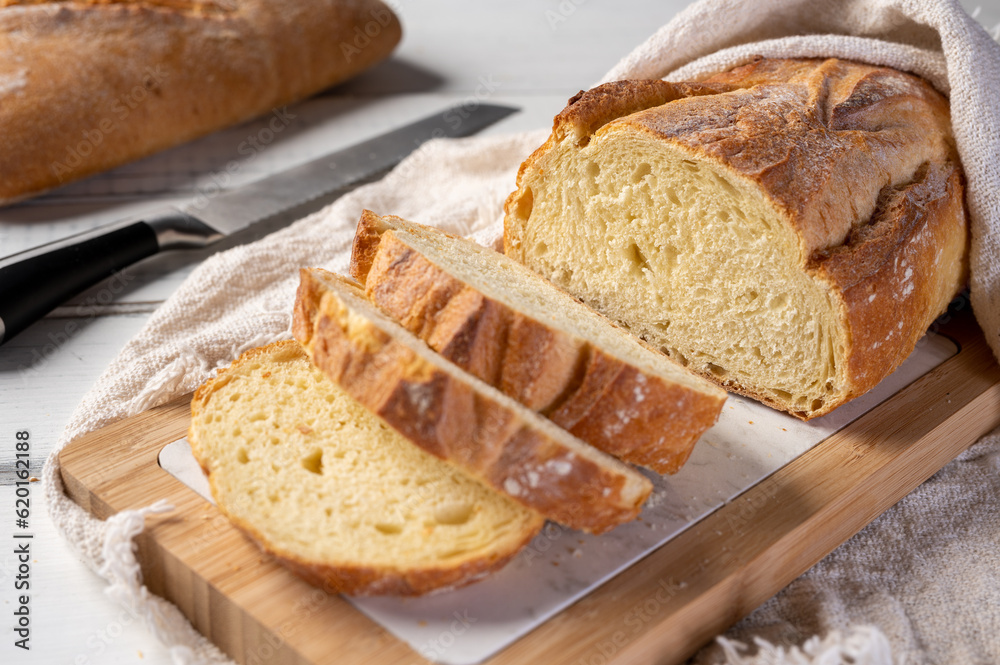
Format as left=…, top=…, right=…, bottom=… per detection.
left=293, top=269, right=653, bottom=534
left=504, top=58, right=967, bottom=419
left=351, top=210, right=724, bottom=473
left=0, top=0, right=401, bottom=204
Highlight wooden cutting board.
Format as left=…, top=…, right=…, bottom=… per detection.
left=59, top=308, right=1000, bottom=665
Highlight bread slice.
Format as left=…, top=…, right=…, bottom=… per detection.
left=292, top=268, right=653, bottom=534
left=188, top=340, right=543, bottom=596
left=504, top=58, right=967, bottom=419
left=349, top=210, right=725, bottom=473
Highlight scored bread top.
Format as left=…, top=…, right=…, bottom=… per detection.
left=349, top=210, right=725, bottom=473
left=540, top=58, right=957, bottom=257
left=293, top=268, right=654, bottom=534
left=189, top=340, right=543, bottom=596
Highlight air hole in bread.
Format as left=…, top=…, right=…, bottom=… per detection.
left=434, top=503, right=474, bottom=526
left=713, top=174, right=738, bottom=197
left=513, top=187, right=534, bottom=222
left=375, top=523, right=404, bottom=536
left=236, top=448, right=249, bottom=464
left=681, top=159, right=699, bottom=173
left=626, top=242, right=650, bottom=276
left=631, top=162, right=652, bottom=183
left=302, top=449, right=324, bottom=475
left=706, top=363, right=728, bottom=378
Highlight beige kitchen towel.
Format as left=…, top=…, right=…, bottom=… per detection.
left=42, top=0, right=1000, bottom=664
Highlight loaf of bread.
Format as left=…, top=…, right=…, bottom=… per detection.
left=292, top=267, right=654, bottom=534
left=504, top=58, right=968, bottom=419
left=0, top=0, right=400, bottom=205
left=349, top=210, right=725, bottom=473
left=189, top=340, right=543, bottom=596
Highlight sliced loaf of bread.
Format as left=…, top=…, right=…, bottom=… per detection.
left=504, top=60, right=967, bottom=419
left=189, top=340, right=544, bottom=596
left=349, top=210, right=726, bottom=473
left=292, top=268, right=654, bottom=534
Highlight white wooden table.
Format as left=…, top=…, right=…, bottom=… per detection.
left=1, top=2, right=997, bottom=663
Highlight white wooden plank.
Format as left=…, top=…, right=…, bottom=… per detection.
left=0, top=314, right=167, bottom=665
left=339, top=1, right=695, bottom=94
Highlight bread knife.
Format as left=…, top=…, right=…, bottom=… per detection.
left=0, top=103, right=518, bottom=346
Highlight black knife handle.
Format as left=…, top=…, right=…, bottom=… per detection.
left=0, top=220, right=159, bottom=346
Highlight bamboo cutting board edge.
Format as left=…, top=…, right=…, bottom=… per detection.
left=58, top=310, right=1000, bottom=665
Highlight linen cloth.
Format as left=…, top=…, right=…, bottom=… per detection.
left=43, top=1, right=1000, bottom=663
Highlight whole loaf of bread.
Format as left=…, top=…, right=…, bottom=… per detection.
left=0, top=0, right=400, bottom=204
left=504, top=58, right=968, bottom=419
